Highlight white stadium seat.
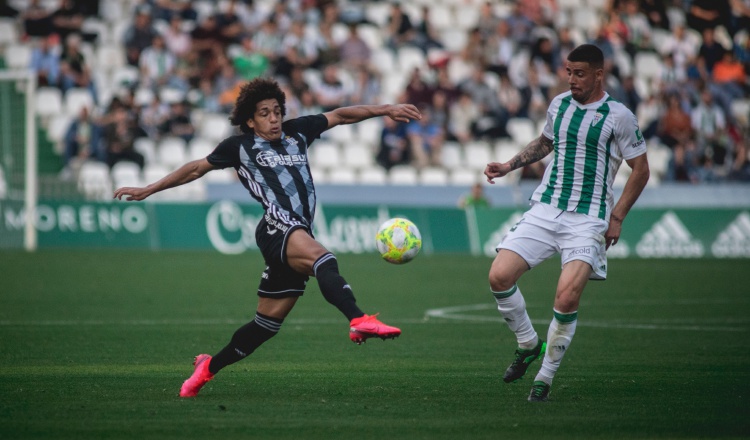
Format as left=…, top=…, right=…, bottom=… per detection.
left=35, top=87, right=63, bottom=118
left=309, top=140, right=342, bottom=169
left=420, top=167, right=448, bottom=186
left=78, top=161, right=112, bottom=200
left=64, top=88, right=95, bottom=116
left=157, top=137, right=188, bottom=170
left=463, top=141, right=493, bottom=171
left=358, top=166, right=387, bottom=185
left=389, top=165, right=418, bottom=185
left=328, top=168, right=357, bottom=185
left=342, top=145, right=374, bottom=169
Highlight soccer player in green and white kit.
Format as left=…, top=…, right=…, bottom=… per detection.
left=484, top=44, right=650, bottom=402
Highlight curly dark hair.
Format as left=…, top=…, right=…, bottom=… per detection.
left=229, top=78, right=287, bottom=133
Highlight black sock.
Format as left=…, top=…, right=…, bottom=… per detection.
left=313, top=253, right=364, bottom=321
left=208, top=312, right=282, bottom=374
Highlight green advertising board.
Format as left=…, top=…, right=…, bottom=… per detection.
left=1, top=200, right=748, bottom=258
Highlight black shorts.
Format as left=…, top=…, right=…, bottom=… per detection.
left=255, top=212, right=309, bottom=298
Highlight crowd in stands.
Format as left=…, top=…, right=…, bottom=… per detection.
left=1, top=0, right=749, bottom=192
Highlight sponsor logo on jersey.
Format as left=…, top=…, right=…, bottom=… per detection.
left=264, top=213, right=290, bottom=234
left=256, top=150, right=307, bottom=167
left=631, top=128, right=645, bottom=148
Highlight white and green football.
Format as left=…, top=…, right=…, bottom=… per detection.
left=375, top=218, right=422, bottom=264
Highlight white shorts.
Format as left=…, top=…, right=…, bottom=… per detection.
left=496, top=202, right=609, bottom=280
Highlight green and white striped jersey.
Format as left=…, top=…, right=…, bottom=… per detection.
left=531, top=91, right=647, bottom=221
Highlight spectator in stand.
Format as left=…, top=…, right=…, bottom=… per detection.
left=30, top=35, right=61, bottom=87
left=639, top=0, right=670, bottom=30
left=215, top=0, right=245, bottom=47
left=233, top=35, right=269, bottom=81
left=151, top=0, right=197, bottom=22
left=139, top=95, right=169, bottom=139
left=103, top=106, right=145, bottom=169
left=251, top=18, right=283, bottom=67
left=621, top=0, right=652, bottom=58
left=51, top=0, right=84, bottom=43
left=711, top=50, right=748, bottom=121
left=477, top=1, right=501, bottom=40
left=0, top=0, right=18, bottom=17
left=691, top=89, right=730, bottom=176
left=462, top=27, right=488, bottom=67
left=386, top=2, right=417, bottom=51
left=687, top=0, right=731, bottom=34
left=505, top=2, right=535, bottom=48
left=315, top=21, right=341, bottom=67
left=215, top=60, right=243, bottom=113
left=662, top=25, right=697, bottom=78
left=163, top=15, right=192, bottom=58
left=159, top=101, right=194, bottom=143
left=520, top=67, right=550, bottom=123
left=139, top=34, right=177, bottom=90
left=448, top=91, right=481, bottom=144
left=729, top=0, right=750, bottom=37
left=123, top=6, right=157, bottom=67
left=403, top=68, right=432, bottom=109
left=298, top=88, right=322, bottom=117
left=407, top=105, right=444, bottom=169
left=276, top=20, right=319, bottom=79
left=59, top=33, right=96, bottom=100
left=349, top=66, right=380, bottom=106
left=413, top=5, right=444, bottom=53
left=530, top=36, right=558, bottom=87
left=459, top=65, right=507, bottom=139
left=486, top=20, right=516, bottom=77
left=312, top=64, right=349, bottom=112
left=458, top=183, right=491, bottom=209
left=697, top=27, right=726, bottom=79
left=658, top=93, right=695, bottom=181
left=62, top=106, right=104, bottom=179
left=496, top=69, right=524, bottom=119
left=377, top=117, right=410, bottom=170
left=22, top=0, right=53, bottom=38
left=339, top=23, right=372, bottom=72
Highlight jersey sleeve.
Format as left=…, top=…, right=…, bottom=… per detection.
left=287, top=114, right=328, bottom=146
left=541, top=96, right=559, bottom=141
left=614, top=108, right=647, bottom=160
left=206, top=137, right=239, bottom=169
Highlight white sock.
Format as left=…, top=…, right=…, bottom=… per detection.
left=535, top=309, right=578, bottom=385
left=492, top=284, right=538, bottom=349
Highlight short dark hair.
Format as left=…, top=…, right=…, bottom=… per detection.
left=567, top=44, right=604, bottom=70
left=229, top=78, right=287, bottom=133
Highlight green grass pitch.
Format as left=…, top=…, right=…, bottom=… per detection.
left=1, top=250, right=748, bottom=440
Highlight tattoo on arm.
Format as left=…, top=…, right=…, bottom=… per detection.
left=509, top=135, right=554, bottom=171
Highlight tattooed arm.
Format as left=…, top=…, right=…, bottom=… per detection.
left=484, top=135, right=554, bottom=184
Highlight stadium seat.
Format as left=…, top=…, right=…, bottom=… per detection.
left=557, top=0, right=584, bottom=10
left=634, top=51, right=663, bottom=81
left=358, top=166, right=387, bottom=185
left=463, top=141, right=493, bottom=171
left=494, top=139, right=522, bottom=163
left=325, top=123, right=355, bottom=144
left=571, top=8, right=600, bottom=34
left=133, top=137, right=157, bottom=165
left=199, top=113, right=233, bottom=142
left=506, top=118, right=537, bottom=145
left=46, top=115, right=71, bottom=150
left=647, top=143, right=671, bottom=179
left=0, top=18, right=18, bottom=46
left=328, top=168, right=357, bottom=185
left=204, top=168, right=236, bottom=183
left=388, top=165, right=418, bottom=185
left=309, top=166, right=328, bottom=184
left=64, top=88, right=95, bottom=116
left=397, top=46, right=427, bottom=74
left=35, top=87, right=63, bottom=118
left=188, top=137, right=215, bottom=161
left=440, top=28, right=469, bottom=53
left=356, top=24, right=383, bottom=50
left=96, top=44, right=126, bottom=72
left=157, top=137, right=188, bottom=170
left=159, top=88, right=185, bottom=105
left=441, top=141, right=464, bottom=168
left=111, top=161, right=142, bottom=188
left=364, top=2, right=392, bottom=27
left=342, top=144, right=374, bottom=169
left=355, top=118, right=382, bottom=147
left=111, top=65, right=140, bottom=88
left=428, top=5, right=454, bottom=31
left=4, top=43, right=32, bottom=69
left=450, top=168, right=478, bottom=186
left=730, top=99, right=750, bottom=127
left=370, top=48, right=396, bottom=75
left=420, top=167, right=448, bottom=186
left=77, top=161, right=112, bottom=200
left=309, top=140, right=342, bottom=169
left=455, top=6, right=480, bottom=30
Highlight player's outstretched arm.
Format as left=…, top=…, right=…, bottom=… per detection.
left=485, top=134, right=553, bottom=183
left=323, top=104, right=421, bottom=129
left=605, top=153, right=650, bottom=248
left=113, top=158, right=216, bottom=201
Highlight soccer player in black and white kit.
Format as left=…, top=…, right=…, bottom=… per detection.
left=114, top=78, right=422, bottom=398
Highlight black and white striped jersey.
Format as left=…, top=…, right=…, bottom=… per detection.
left=207, top=114, right=328, bottom=227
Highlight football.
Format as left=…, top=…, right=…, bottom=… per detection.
left=375, top=218, right=422, bottom=264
